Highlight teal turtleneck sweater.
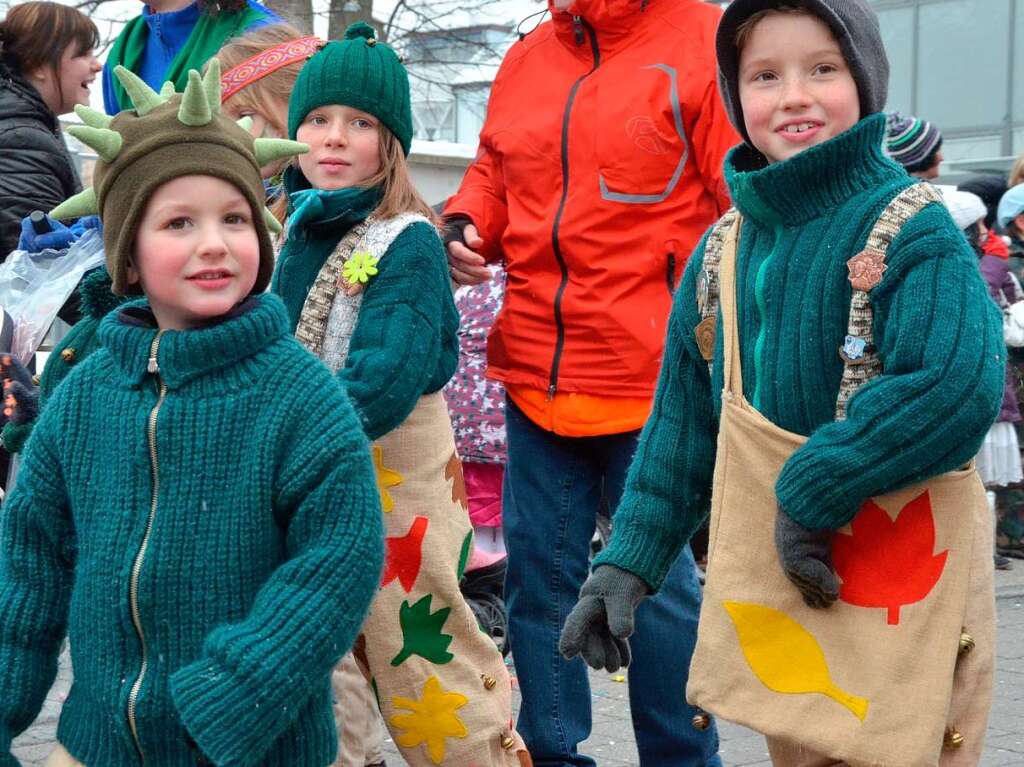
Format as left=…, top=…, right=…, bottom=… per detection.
left=596, top=114, right=1004, bottom=590
left=272, top=172, right=459, bottom=441
left=0, top=294, right=383, bottom=766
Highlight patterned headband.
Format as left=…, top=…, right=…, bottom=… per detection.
left=220, top=35, right=323, bottom=103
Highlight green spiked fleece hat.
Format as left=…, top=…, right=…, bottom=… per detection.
left=51, top=62, right=308, bottom=296
left=288, top=22, right=413, bottom=155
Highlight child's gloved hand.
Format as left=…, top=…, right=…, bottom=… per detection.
left=559, top=564, right=649, bottom=672
left=16, top=214, right=76, bottom=252
left=774, top=507, right=839, bottom=609
left=0, top=354, right=39, bottom=426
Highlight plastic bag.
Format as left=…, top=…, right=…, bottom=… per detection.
left=0, top=228, right=106, bottom=364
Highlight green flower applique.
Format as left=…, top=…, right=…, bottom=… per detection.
left=343, top=250, right=380, bottom=285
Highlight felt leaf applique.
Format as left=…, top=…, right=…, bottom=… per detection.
left=343, top=250, right=380, bottom=285
left=456, top=530, right=473, bottom=580
left=832, top=491, right=948, bottom=625
left=382, top=516, right=428, bottom=592
left=445, top=453, right=469, bottom=511
left=391, top=594, right=454, bottom=666
left=373, top=445, right=403, bottom=513
left=390, top=676, right=469, bottom=764
left=725, top=601, right=869, bottom=722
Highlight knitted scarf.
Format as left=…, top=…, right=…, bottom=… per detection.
left=105, top=3, right=269, bottom=112
left=271, top=183, right=382, bottom=331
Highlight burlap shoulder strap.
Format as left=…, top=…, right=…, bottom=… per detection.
left=694, top=183, right=944, bottom=420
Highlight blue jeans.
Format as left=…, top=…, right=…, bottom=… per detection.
left=503, top=399, right=721, bottom=767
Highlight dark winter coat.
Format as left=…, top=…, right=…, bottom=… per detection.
left=980, top=253, right=1022, bottom=423
left=0, top=60, right=81, bottom=260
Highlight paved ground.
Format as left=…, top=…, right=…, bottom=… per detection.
left=14, top=567, right=1024, bottom=766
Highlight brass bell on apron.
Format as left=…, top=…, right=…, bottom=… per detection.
left=943, top=727, right=964, bottom=749
left=500, top=734, right=516, bottom=750
left=481, top=674, right=497, bottom=690
left=691, top=711, right=712, bottom=731
left=958, top=630, right=975, bottom=656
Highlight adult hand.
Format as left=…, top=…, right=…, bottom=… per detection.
left=0, top=354, right=38, bottom=426
left=444, top=217, right=490, bottom=285
left=775, top=507, right=839, bottom=609
left=16, top=214, right=76, bottom=253
left=559, top=565, right=649, bottom=672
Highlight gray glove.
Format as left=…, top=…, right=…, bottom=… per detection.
left=775, top=507, right=839, bottom=609
left=559, top=565, right=649, bottom=672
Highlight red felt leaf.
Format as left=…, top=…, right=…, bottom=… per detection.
left=382, top=516, right=429, bottom=592
left=832, top=491, right=948, bottom=625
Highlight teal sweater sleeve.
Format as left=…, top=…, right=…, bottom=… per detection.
left=776, top=206, right=1004, bottom=530
left=169, top=354, right=384, bottom=765
left=0, top=400, right=73, bottom=764
left=340, top=221, right=459, bottom=440
left=593, top=233, right=719, bottom=591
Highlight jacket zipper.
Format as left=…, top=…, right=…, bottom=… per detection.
left=666, top=252, right=677, bottom=295
left=548, top=17, right=600, bottom=399
left=126, top=330, right=167, bottom=763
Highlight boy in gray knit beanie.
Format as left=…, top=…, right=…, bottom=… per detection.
left=562, top=1, right=999, bottom=765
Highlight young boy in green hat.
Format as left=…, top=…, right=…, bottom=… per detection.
left=0, top=63, right=384, bottom=767
left=562, top=0, right=1003, bottom=764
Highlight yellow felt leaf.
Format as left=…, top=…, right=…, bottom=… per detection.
left=724, top=601, right=869, bottom=722
left=389, top=676, right=469, bottom=764
left=372, top=445, right=403, bottom=513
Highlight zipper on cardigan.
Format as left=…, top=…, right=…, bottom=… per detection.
left=547, top=18, right=600, bottom=400
left=127, top=330, right=167, bottom=763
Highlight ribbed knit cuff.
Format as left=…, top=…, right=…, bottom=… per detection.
left=0, top=420, right=32, bottom=454
left=170, top=657, right=281, bottom=767
left=775, top=452, right=861, bottom=531
left=593, top=521, right=685, bottom=593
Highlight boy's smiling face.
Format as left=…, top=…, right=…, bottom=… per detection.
left=129, top=175, right=260, bottom=330
left=738, top=11, right=860, bottom=163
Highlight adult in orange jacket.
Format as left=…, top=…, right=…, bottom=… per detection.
left=444, top=1, right=737, bottom=765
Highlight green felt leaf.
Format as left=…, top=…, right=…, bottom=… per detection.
left=391, top=594, right=454, bottom=667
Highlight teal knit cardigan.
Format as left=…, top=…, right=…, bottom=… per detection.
left=0, top=294, right=384, bottom=766
left=274, top=208, right=459, bottom=441
left=596, top=114, right=1004, bottom=591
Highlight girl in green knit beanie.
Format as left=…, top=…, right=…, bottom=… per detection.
left=272, top=21, right=531, bottom=767
left=0, top=65, right=385, bottom=767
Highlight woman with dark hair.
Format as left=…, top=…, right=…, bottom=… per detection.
left=0, top=1, right=101, bottom=259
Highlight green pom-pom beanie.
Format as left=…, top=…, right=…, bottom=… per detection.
left=288, top=22, right=413, bottom=155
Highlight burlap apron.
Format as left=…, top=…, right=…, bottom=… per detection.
left=45, top=745, right=83, bottom=767
left=686, top=209, right=995, bottom=767
left=296, top=215, right=527, bottom=767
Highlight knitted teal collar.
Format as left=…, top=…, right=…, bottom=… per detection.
left=725, top=113, right=903, bottom=226
left=99, top=292, right=290, bottom=389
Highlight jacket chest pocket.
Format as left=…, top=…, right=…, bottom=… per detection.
left=596, top=63, right=689, bottom=206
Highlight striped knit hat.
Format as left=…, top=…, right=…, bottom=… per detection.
left=884, top=112, right=943, bottom=171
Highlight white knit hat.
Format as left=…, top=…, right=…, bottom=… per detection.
left=942, top=189, right=987, bottom=231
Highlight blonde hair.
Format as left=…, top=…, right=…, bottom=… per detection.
left=273, top=126, right=438, bottom=226
left=215, top=23, right=307, bottom=139
left=734, top=4, right=810, bottom=50
left=1009, top=152, right=1024, bottom=189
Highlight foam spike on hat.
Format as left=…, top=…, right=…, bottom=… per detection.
left=66, top=125, right=122, bottom=162
left=113, top=65, right=171, bottom=115
left=178, top=70, right=213, bottom=126
left=254, top=137, right=309, bottom=167
left=51, top=187, right=98, bottom=221
left=74, top=104, right=112, bottom=129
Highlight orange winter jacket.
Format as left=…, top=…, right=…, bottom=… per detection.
left=445, top=0, right=738, bottom=400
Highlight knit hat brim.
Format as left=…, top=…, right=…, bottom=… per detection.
left=716, top=0, right=890, bottom=147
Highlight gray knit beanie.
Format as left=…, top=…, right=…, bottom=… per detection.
left=716, top=0, right=890, bottom=146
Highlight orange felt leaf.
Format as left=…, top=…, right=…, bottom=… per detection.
left=382, top=516, right=429, bottom=592
left=832, top=491, right=948, bottom=625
